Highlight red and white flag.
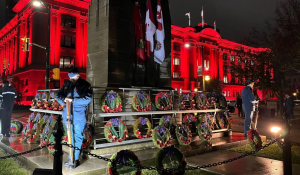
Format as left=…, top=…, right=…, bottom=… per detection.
left=154, top=0, right=165, bottom=64
left=145, top=0, right=156, bottom=59
left=133, top=2, right=145, bottom=63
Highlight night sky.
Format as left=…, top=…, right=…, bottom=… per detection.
left=170, top=0, right=281, bottom=43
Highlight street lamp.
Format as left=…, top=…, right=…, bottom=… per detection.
left=184, top=43, right=190, bottom=48
left=33, top=0, right=51, bottom=89
left=205, top=75, right=210, bottom=81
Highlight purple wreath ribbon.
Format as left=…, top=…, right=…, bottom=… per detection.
left=111, top=118, right=119, bottom=127
left=163, top=145, right=175, bottom=158
left=138, top=91, right=146, bottom=100
left=42, top=92, right=46, bottom=99
left=179, top=126, right=185, bottom=134
left=187, top=115, right=194, bottom=123
left=205, top=114, right=210, bottom=121
left=164, top=116, right=170, bottom=123
left=140, top=118, right=148, bottom=125
left=35, top=93, right=40, bottom=99
left=160, top=93, right=167, bottom=100
left=199, top=93, right=204, bottom=99
left=84, top=123, right=90, bottom=131
left=107, top=92, right=116, bottom=101
left=33, top=123, right=37, bottom=129
left=48, top=116, right=53, bottom=123
left=50, top=92, right=54, bottom=98
left=183, top=94, right=189, bottom=100
left=43, top=115, right=48, bottom=122
left=116, top=150, right=129, bottom=164
left=202, top=122, right=208, bottom=128
left=157, top=126, right=165, bottom=134
left=36, top=114, right=41, bottom=121
left=45, top=125, right=50, bottom=133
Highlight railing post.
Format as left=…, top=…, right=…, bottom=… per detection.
left=53, top=115, right=64, bottom=175
left=283, top=118, right=292, bottom=175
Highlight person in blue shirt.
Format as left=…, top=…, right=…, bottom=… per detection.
left=241, top=80, right=258, bottom=137
left=56, top=68, right=93, bottom=169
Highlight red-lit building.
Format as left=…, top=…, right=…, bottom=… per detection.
left=0, top=0, right=89, bottom=104
left=171, top=24, right=275, bottom=101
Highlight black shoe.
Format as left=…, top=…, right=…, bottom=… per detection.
left=64, top=160, right=80, bottom=169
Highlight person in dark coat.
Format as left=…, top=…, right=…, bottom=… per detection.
left=0, top=80, right=16, bottom=137
left=236, top=94, right=243, bottom=118
left=284, top=93, right=295, bottom=119
left=241, top=80, right=258, bottom=137
left=56, top=68, right=93, bottom=169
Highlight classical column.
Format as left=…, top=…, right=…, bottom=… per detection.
left=50, top=9, right=58, bottom=66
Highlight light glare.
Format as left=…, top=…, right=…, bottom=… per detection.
left=271, top=127, right=281, bottom=133
left=185, top=43, right=190, bottom=48
left=33, top=1, right=42, bottom=7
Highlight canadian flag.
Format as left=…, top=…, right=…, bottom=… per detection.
left=154, top=0, right=165, bottom=64
left=145, top=0, right=156, bottom=59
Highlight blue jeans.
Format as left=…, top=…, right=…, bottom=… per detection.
left=64, top=121, right=86, bottom=160
left=244, top=110, right=252, bottom=135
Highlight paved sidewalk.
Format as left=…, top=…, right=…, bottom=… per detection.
left=187, top=150, right=300, bottom=175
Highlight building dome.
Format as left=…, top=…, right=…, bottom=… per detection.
left=200, top=28, right=221, bottom=39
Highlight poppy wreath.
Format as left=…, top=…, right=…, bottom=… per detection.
left=10, top=121, right=23, bottom=134
left=217, top=94, right=227, bottom=109
left=159, top=115, right=176, bottom=136
left=133, top=117, right=152, bottom=139
left=38, top=114, right=49, bottom=145
left=178, top=145, right=192, bottom=152
left=198, top=113, right=214, bottom=130
left=199, top=141, right=212, bottom=149
left=156, top=145, right=187, bottom=175
left=82, top=123, right=95, bottom=149
left=175, top=124, right=192, bottom=145
left=247, top=129, right=263, bottom=151
left=182, top=114, right=197, bottom=133
left=152, top=125, right=172, bottom=149
left=40, top=115, right=57, bottom=147
left=132, top=91, right=151, bottom=112
left=107, top=149, right=142, bottom=175
left=28, top=113, right=42, bottom=143
left=31, top=99, right=38, bottom=109
left=21, top=121, right=34, bottom=141
left=100, top=90, right=122, bottom=113
left=197, top=122, right=212, bottom=141
left=178, top=93, right=195, bottom=110
left=48, top=123, right=67, bottom=153
left=27, top=112, right=36, bottom=123
left=205, top=92, right=217, bottom=108
left=195, top=93, right=209, bottom=110
left=155, top=92, right=173, bottom=111
left=44, top=100, right=53, bottom=110
left=104, top=118, right=128, bottom=143
left=216, top=113, right=228, bottom=129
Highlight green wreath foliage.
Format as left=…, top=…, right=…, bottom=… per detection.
left=205, top=92, right=217, bottom=108
left=155, top=145, right=187, bottom=175
left=194, top=93, right=209, bottom=109
left=104, top=118, right=128, bottom=143
left=159, top=115, right=176, bottom=136
left=175, top=124, right=192, bottom=145
left=216, top=113, right=228, bottom=129
left=28, top=113, right=42, bottom=143
left=132, top=91, right=151, bottom=112
left=82, top=123, right=95, bottom=149
left=133, top=117, right=152, bottom=139
left=152, top=126, right=172, bottom=149
left=107, top=150, right=142, bottom=175
left=247, top=129, right=263, bottom=151
left=178, top=93, right=195, bottom=110
left=182, top=114, right=197, bottom=133
left=10, top=121, right=23, bottom=134
left=99, top=90, right=122, bottom=113
left=197, top=122, right=212, bottom=141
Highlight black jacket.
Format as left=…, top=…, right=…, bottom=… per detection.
left=285, top=97, right=295, bottom=114
left=0, top=86, right=16, bottom=110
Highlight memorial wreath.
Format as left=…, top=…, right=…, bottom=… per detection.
left=206, top=92, right=217, bottom=108
left=197, top=122, right=212, bottom=141
left=195, top=93, right=209, bottom=109
left=155, top=92, right=172, bottom=111
left=152, top=125, right=172, bottom=149
left=216, top=113, right=228, bottom=129
left=178, top=93, right=195, bottom=110
left=159, top=115, right=176, bottom=135
left=10, top=121, right=23, bottom=134
left=107, top=149, right=142, bottom=175
left=104, top=118, right=128, bottom=143
left=182, top=114, right=197, bottom=133
left=175, top=124, right=192, bottom=145
left=132, top=91, right=151, bottom=112
left=247, top=129, right=263, bottom=151
left=100, top=90, right=122, bottom=113
left=82, top=123, right=95, bottom=149
left=133, top=117, right=152, bottom=139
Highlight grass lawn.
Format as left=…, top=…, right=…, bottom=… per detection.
left=0, top=150, right=29, bottom=175
left=229, top=143, right=300, bottom=164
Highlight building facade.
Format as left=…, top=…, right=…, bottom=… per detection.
left=171, top=24, right=275, bottom=101
left=0, top=0, right=90, bottom=104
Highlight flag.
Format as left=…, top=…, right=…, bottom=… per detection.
left=185, top=12, right=190, bottom=17
left=133, top=2, right=145, bottom=64
left=201, top=6, right=204, bottom=18
left=154, top=0, right=165, bottom=64
left=145, top=0, right=156, bottom=59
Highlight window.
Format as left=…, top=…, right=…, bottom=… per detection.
left=25, top=79, right=28, bottom=86
left=173, top=72, right=180, bottom=78
left=230, top=55, right=235, bottom=61
left=60, top=57, right=74, bottom=68
left=223, top=65, right=227, bottom=72
left=61, top=35, right=76, bottom=48
left=233, top=90, right=235, bottom=97
left=238, top=56, right=241, bottom=63
left=61, top=14, right=76, bottom=28
left=173, top=57, right=180, bottom=65
left=244, top=59, right=248, bottom=63
left=251, top=60, right=254, bottom=65
left=204, top=60, right=210, bottom=69
left=173, top=43, right=181, bottom=51
left=223, top=53, right=227, bottom=61
left=223, top=76, right=228, bottom=83
left=227, top=90, right=230, bottom=97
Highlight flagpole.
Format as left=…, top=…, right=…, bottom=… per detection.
left=189, top=14, right=190, bottom=26
left=202, top=6, right=204, bottom=28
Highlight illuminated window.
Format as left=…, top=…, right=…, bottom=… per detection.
left=238, top=56, right=241, bottom=63
left=233, top=90, right=235, bottom=97
left=60, top=57, right=74, bottom=68
left=223, top=65, right=227, bottom=72
left=230, top=55, right=235, bottom=61
left=223, top=76, right=228, bottom=83
left=223, top=53, right=227, bottom=61
left=251, top=60, right=254, bottom=65
left=61, top=35, right=76, bottom=48
left=173, top=43, right=181, bottom=51
left=244, top=59, right=248, bottom=63
left=61, top=14, right=76, bottom=28
left=228, top=90, right=230, bottom=97
left=173, top=72, right=180, bottom=78
left=173, top=57, right=180, bottom=65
